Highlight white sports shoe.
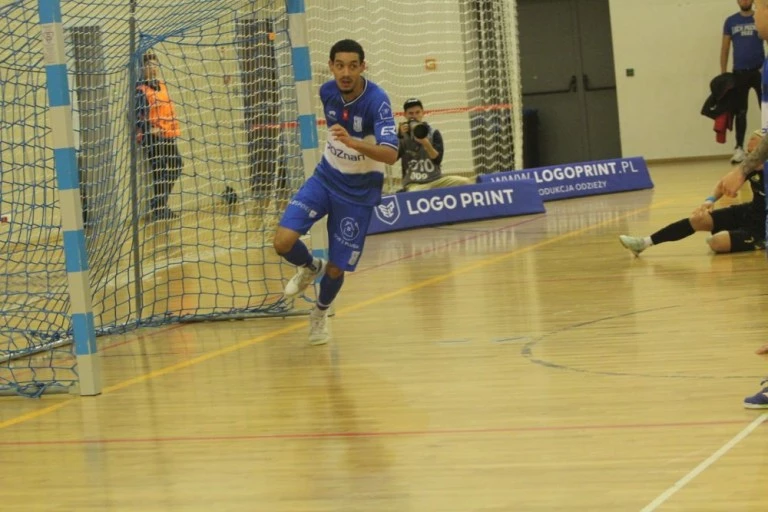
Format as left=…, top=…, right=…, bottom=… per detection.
left=283, top=258, right=326, bottom=300
left=731, top=146, right=746, bottom=164
left=308, top=307, right=331, bottom=345
left=619, top=235, right=647, bottom=257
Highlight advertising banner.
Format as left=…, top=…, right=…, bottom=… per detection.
left=477, top=156, right=653, bottom=201
left=369, top=180, right=544, bottom=235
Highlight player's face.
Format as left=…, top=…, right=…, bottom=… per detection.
left=739, top=0, right=754, bottom=12
left=329, top=52, right=366, bottom=95
left=755, top=1, right=768, bottom=39
left=404, top=106, right=424, bottom=122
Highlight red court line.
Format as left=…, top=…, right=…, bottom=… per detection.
left=249, top=104, right=513, bottom=130
left=1, top=418, right=759, bottom=447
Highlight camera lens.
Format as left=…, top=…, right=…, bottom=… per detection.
left=412, top=122, right=429, bottom=139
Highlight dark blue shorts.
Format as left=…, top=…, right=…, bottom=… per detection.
left=279, top=175, right=373, bottom=271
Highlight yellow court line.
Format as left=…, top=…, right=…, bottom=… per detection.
left=0, top=400, right=73, bottom=430
left=101, top=323, right=305, bottom=395
left=0, top=200, right=671, bottom=431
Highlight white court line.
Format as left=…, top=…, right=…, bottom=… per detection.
left=641, top=413, right=768, bottom=511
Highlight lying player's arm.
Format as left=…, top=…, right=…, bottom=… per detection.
left=747, top=130, right=763, bottom=153
left=740, top=131, right=768, bottom=174
left=329, top=124, right=398, bottom=165
left=722, top=131, right=766, bottom=196
left=706, top=182, right=724, bottom=207
left=691, top=182, right=723, bottom=216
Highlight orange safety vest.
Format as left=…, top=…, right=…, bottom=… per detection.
left=136, top=81, right=181, bottom=139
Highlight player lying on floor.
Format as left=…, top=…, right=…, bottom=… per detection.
left=619, top=136, right=765, bottom=257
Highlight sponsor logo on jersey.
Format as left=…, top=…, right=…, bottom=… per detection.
left=326, top=141, right=365, bottom=162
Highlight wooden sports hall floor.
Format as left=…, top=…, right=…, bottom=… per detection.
left=1, top=160, right=767, bottom=511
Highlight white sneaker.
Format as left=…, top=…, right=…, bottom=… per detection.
left=731, top=146, right=746, bottom=164
left=619, top=235, right=647, bottom=257
left=283, top=258, right=326, bottom=300
left=308, top=307, right=331, bottom=345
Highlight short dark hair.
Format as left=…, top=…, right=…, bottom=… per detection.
left=403, top=98, right=423, bottom=111
left=329, top=39, right=364, bottom=63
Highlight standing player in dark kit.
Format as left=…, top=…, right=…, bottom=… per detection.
left=272, top=39, right=398, bottom=345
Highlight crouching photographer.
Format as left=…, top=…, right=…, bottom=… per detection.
left=397, top=98, right=475, bottom=192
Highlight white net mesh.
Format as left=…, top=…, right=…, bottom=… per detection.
left=0, top=0, right=521, bottom=396
left=307, top=0, right=521, bottom=186
left=1, top=0, right=306, bottom=395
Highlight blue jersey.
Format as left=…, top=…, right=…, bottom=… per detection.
left=314, top=79, right=398, bottom=206
left=762, top=61, right=768, bottom=134
left=724, top=13, right=765, bottom=71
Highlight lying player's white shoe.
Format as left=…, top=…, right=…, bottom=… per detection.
left=283, top=258, right=326, bottom=300
left=308, top=306, right=331, bottom=345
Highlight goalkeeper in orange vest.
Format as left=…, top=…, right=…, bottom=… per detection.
left=135, top=51, right=182, bottom=221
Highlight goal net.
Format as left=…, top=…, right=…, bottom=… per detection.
left=0, top=0, right=521, bottom=396
left=307, top=0, right=521, bottom=185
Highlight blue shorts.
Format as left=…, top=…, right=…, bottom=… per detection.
left=279, top=175, right=373, bottom=271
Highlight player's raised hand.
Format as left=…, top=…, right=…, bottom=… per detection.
left=329, top=124, right=353, bottom=147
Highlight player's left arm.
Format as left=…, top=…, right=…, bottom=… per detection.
left=722, top=132, right=768, bottom=196
left=329, top=96, right=399, bottom=165
left=368, top=98, right=400, bottom=165
left=330, top=124, right=398, bottom=165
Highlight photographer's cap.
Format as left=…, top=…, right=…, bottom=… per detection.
left=403, top=98, right=423, bottom=111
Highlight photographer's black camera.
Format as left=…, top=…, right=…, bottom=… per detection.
left=408, top=120, right=429, bottom=139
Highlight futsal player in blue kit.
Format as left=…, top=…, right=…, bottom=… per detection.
left=272, top=39, right=399, bottom=345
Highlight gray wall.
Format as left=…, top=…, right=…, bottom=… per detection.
left=610, top=0, right=764, bottom=160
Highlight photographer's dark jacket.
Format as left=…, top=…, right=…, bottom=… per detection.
left=398, top=125, right=444, bottom=187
